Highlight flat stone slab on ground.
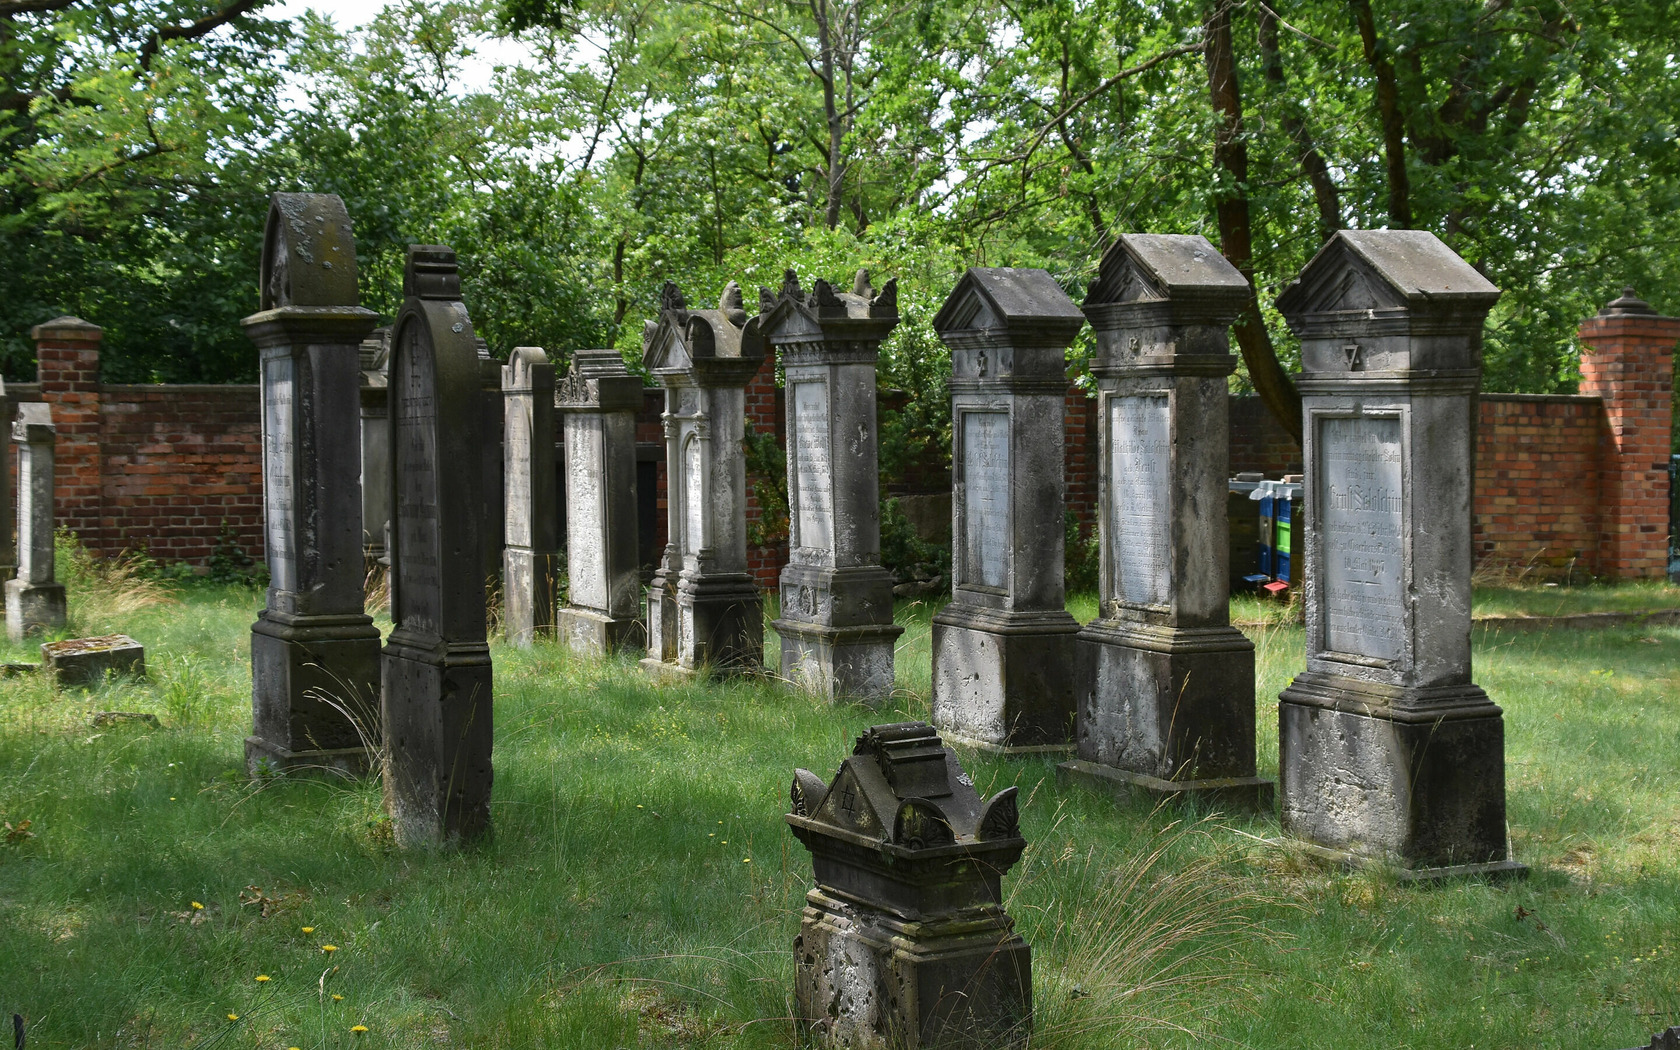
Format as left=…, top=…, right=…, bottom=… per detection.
left=42, top=634, right=146, bottom=688
left=90, top=712, right=161, bottom=729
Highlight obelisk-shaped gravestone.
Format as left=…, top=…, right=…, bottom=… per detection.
left=557, top=347, right=645, bottom=654
left=640, top=282, right=765, bottom=675
left=760, top=271, right=904, bottom=703
left=243, top=193, right=382, bottom=776
left=1275, top=229, right=1521, bottom=877
left=1056, top=235, right=1271, bottom=806
left=382, top=245, right=494, bottom=848
left=6, top=403, right=66, bottom=641
left=930, top=269, right=1085, bottom=750
left=502, top=346, right=559, bottom=645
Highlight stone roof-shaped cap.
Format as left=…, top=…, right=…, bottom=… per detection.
left=1276, top=229, right=1499, bottom=320
left=260, top=193, right=359, bottom=311
left=932, top=267, right=1084, bottom=341
left=788, top=722, right=1022, bottom=852
left=642, top=280, right=767, bottom=374
left=757, top=269, right=899, bottom=335
left=1086, top=234, right=1250, bottom=306
left=30, top=316, right=103, bottom=342
left=1599, top=286, right=1660, bottom=317
left=13, top=401, right=53, bottom=442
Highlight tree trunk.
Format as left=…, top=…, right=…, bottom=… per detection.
left=1349, top=0, right=1411, bottom=228
left=1258, top=2, right=1342, bottom=242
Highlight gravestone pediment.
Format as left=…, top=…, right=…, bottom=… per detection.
left=1277, top=230, right=1500, bottom=320
left=933, top=267, right=1083, bottom=338
left=758, top=269, right=899, bottom=339
left=505, top=346, right=551, bottom=389
left=1087, top=234, right=1248, bottom=307
left=643, top=281, right=766, bottom=372
left=260, top=194, right=359, bottom=311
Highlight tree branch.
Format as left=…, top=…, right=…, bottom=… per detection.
left=0, top=0, right=78, bottom=16
left=1348, top=0, right=1411, bottom=227
left=138, top=0, right=264, bottom=70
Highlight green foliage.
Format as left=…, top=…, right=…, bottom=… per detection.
left=1064, top=510, right=1100, bottom=596
left=208, top=520, right=266, bottom=586
left=741, top=423, right=787, bottom=549
left=879, top=497, right=948, bottom=588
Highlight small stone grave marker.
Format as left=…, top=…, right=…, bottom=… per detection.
left=43, top=634, right=145, bottom=688
left=6, top=401, right=66, bottom=641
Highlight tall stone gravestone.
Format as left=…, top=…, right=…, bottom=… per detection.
left=6, top=403, right=66, bottom=641
left=1275, top=229, right=1521, bottom=876
left=0, top=379, right=14, bottom=586
left=930, top=269, right=1084, bottom=750
left=382, top=245, right=494, bottom=848
left=557, top=347, right=645, bottom=654
left=760, top=271, right=903, bottom=703
left=359, top=328, right=391, bottom=565
left=640, top=282, right=765, bottom=674
left=479, top=341, right=506, bottom=591
left=1057, top=235, right=1269, bottom=805
left=502, top=346, right=559, bottom=645
left=243, top=193, right=382, bottom=775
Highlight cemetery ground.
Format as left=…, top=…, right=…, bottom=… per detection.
left=1, top=557, right=1677, bottom=1049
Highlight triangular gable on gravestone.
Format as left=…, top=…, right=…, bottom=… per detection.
left=1085, top=234, right=1252, bottom=317
left=757, top=269, right=898, bottom=341
left=1276, top=229, right=1499, bottom=319
left=642, top=281, right=766, bottom=376
left=932, top=267, right=1084, bottom=341
left=260, top=193, right=359, bottom=311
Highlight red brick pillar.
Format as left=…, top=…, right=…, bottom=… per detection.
left=30, top=317, right=104, bottom=554
left=1577, top=289, right=1679, bottom=579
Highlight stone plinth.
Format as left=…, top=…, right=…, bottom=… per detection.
left=243, top=193, right=382, bottom=777
left=1057, top=235, right=1269, bottom=807
left=6, top=402, right=66, bottom=640
left=1274, top=229, right=1522, bottom=877
left=640, top=283, right=764, bottom=676
left=557, top=347, right=646, bottom=655
left=929, top=269, right=1084, bottom=750
left=787, top=722, right=1031, bottom=1048
left=502, top=347, right=559, bottom=645
left=760, top=271, right=904, bottom=703
left=43, top=634, right=145, bottom=688
left=1577, top=289, right=1679, bottom=579
left=381, top=246, right=494, bottom=848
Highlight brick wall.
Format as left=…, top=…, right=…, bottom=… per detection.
left=743, top=354, right=786, bottom=588
left=1064, top=381, right=1098, bottom=538
left=1473, top=395, right=1604, bottom=577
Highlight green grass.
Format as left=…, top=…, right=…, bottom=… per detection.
left=1, top=575, right=1678, bottom=1049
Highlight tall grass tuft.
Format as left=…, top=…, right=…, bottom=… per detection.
left=56, top=530, right=179, bottom=618
left=1023, top=815, right=1278, bottom=1049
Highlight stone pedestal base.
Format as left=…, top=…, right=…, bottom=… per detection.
left=381, top=640, right=494, bottom=849
left=776, top=619, right=904, bottom=704
left=1279, top=672, right=1516, bottom=870
left=795, top=888, right=1030, bottom=1049
left=502, top=548, right=558, bottom=646
left=932, top=606, right=1078, bottom=748
left=1076, top=619, right=1258, bottom=781
left=1057, top=759, right=1274, bottom=810
left=249, top=612, right=381, bottom=776
left=559, top=606, right=644, bottom=657
left=6, top=579, right=66, bottom=641
left=245, top=736, right=371, bottom=778
left=1272, top=837, right=1527, bottom=883
left=677, top=572, right=762, bottom=673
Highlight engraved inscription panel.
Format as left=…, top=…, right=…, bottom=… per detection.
left=791, top=381, right=834, bottom=553
left=504, top=393, right=534, bottom=548
left=683, top=433, right=705, bottom=556
left=1319, top=415, right=1405, bottom=661
left=262, top=356, right=296, bottom=593
left=394, top=326, right=442, bottom=633
left=1108, top=395, right=1171, bottom=607
left=565, top=416, right=606, bottom=609
left=962, top=411, right=1010, bottom=590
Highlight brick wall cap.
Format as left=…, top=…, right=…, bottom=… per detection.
left=31, top=316, right=104, bottom=341
left=1599, top=287, right=1658, bottom=317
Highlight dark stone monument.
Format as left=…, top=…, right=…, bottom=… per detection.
left=1624, top=1028, right=1680, bottom=1050
left=6, top=403, right=66, bottom=640
left=359, top=328, right=391, bottom=565
left=243, top=193, right=382, bottom=776
left=787, top=721, right=1031, bottom=1048
left=1055, top=234, right=1271, bottom=807
left=502, top=346, right=559, bottom=645
left=760, top=271, right=904, bottom=703
left=929, top=268, right=1084, bottom=751
left=479, top=341, right=506, bottom=594
left=1275, top=229, right=1522, bottom=877
left=557, top=347, right=646, bottom=654
left=640, top=282, right=765, bottom=675
left=0, top=378, right=13, bottom=585
left=382, top=245, right=494, bottom=848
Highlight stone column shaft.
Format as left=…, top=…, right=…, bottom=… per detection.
left=502, top=346, right=559, bottom=645
left=6, top=403, right=66, bottom=640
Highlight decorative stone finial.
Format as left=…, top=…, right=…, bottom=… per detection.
left=660, top=281, right=688, bottom=314
left=719, top=281, right=747, bottom=325
left=1600, top=286, right=1658, bottom=317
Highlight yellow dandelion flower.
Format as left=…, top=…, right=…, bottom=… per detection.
left=226, top=1013, right=239, bottom=1021
left=742, top=857, right=751, bottom=864
left=635, top=804, right=643, bottom=809
left=191, top=901, right=204, bottom=910
left=321, top=944, right=338, bottom=953
left=332, top=994, right=344, bottom=1001
left=351, top=1024, right=369, bottom=1033
left=301, top=926, right=314, bottom=933
left=255, top=974, right=271, bottom=983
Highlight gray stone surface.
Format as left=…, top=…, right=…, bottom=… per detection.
left=787, top=722, right=1031, bottom=1048
left=761, top=271, right=904, bottom=703
left=0, top=378, right=14, bottom=585
left=1274, top=229, right=1519, bottom=874
left=43, top=634, right=145, bottom=688
left=381, top=245, right=494, bottom=848
left=557, top=347, right=646, bottom=654
left=502, top=346, right=559, bottom=645
left=1060, top=234, right=1268, bottom=807
left=359, top=327, right=391, bottom=566
left=929, top=268, right=1084, bottom=749
left=479, top=342, right=506, bottom=591
left=640, top=282, right=764, bottom=675
left=243, top=193, right=383, bottom=778
left=6, top=402, right=65, bottom=641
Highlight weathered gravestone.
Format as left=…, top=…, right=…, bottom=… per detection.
left=929, top=268, right=1084, bottom=750
left=787, top=721, right=1031, bottom=1048
left=1275, top=229, right=1522, bottom=877
left=479, top=340, right=506, bottom=594
left=760, top=271, right=904, bottom=703
left=243, top=193, right=382, bottom=775
left=359, top=328, right=391, bottom=566
left=1055, top=235, right=1270, bottom=806
left=640, top=282, right=764, bottom=675
left=6, top=403, right=66, bottom=641
left=502, top=347, right=559, bottom=645
left=0, top=378, right=13, bottom=586
left=557, top=347, right=646, bottom=654
left=382, top=245, right=494, bottom=848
